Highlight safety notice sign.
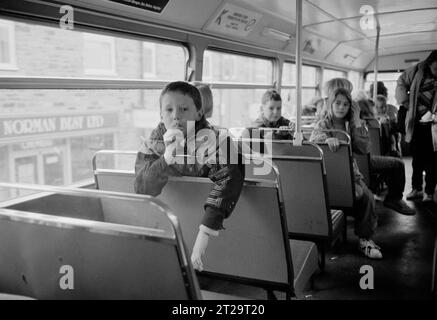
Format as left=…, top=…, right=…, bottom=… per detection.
left=205, top=3, right=261, bottom=37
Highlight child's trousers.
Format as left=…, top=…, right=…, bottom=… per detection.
left=353, top=179, right=378, bottom=239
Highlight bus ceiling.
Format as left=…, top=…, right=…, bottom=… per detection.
left=0, top=0, right=436, bottom=72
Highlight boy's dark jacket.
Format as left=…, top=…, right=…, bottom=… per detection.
left=134, top=119, right=244, bottom=231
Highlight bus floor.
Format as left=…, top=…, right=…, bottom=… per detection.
left=198, top=158, right=437, bottom=300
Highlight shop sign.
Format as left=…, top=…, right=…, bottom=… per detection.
left=0, top=113, right=119, bottom=140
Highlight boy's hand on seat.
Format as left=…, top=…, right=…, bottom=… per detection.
left=191, top=229, right=210, bottom=271
left=326, top=137, right=340, bottom=152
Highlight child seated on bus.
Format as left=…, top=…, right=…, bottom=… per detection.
left=134, top=81, right=245, bottom=271
left=310, top=88, right=382, bottom=259
left=252, top=89, right=295, bottom=139
left=325, top=78, right=414, bottom=216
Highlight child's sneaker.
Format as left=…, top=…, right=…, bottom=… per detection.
left=359, top=238, right=383, bottom=259
left=406, top=189, right=423, bottom=200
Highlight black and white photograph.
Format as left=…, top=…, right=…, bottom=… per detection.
left=0, top=0, right=436, bottom=306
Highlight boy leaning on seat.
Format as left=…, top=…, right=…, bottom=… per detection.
left=134, top=81, right=245, bottom=271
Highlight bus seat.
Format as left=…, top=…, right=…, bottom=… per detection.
left=291, top=239, right=319, bottom=295
left=238, top=139, right=346, bottom=240
left=269, top=141, right=344, bottom=269
left=92, top=153, right=319, bottom=298
left=316, top=144, right=355, bottom=210
left=0, top=184, right=207, bottom=300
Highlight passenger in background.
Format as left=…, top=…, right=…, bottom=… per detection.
left=375, top=94, right=390, bottom=123
left=252, top=89, right=295, bottom=139
left=370, top=82, right=399, bottom=126
left=302, top=104, right=317, bottom=117
left=326, top=78, right=415, bottom=216
left=355, top=90, right=376, bottom=119
left=310, top=88, right=382, bottom=259
left=375, top=94, right=400, bottom=157
left=370, top=82, right=402, bottom=157
left=396, top=50, right=437, bottom=202
left=134, top=81, right=245, bottom=271
left=307, top=96, right=324, bottom=119
left=302, top=96, right=324, bottom=128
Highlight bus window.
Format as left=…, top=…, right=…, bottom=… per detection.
left=365, top=72, right=402, bottom=106
left=0, top=19, right=16, bottom=70
left=282, top=62, right=318, bottom=118
left=348, top=70, right=362, bottom=98
left=0, top=18, right=187, bottom=200
left=203, top=50, right=273, bottom=127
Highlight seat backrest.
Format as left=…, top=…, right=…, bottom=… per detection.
left=0, top=183, right=200, bottom=300
left=230, top=141, right=331, bottom=241
left=316, top=144, right=355, bottom=209
left=270, top=142, right=331, bottom=240
left=93, top=154, right=294, bottom=288
left=158, top=176, right=292, bottom=285
left=300, top=129, right=355, bottom=210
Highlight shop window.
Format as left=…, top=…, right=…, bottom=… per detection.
left=0, top=19, right=17, bottom=70
left=143, top=42, right=156, bottom=78
left=83, top=33, right=117, bottom=76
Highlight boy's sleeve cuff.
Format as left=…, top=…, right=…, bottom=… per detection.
left=199, top=224, right=219, bottom=237
left=201, top=206, right=225, bottom=231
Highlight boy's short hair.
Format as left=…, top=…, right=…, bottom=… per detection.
left=261, top=89, right=282, bottom=105
left=159, top=81, right=202, bottom=111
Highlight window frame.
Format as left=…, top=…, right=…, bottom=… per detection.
left=281, top=61, right=319, bottom=91
left=0, top=19, right=18, bottom=71
left=202, top=51, right=213, bottom=82
left=0, top=23, right=188, bottom=89
left=202, top=48, right=274, bottom=86
left=323, top=67, right=347, bottom=82
left=222, top=54, right=236, bottom=81
left=280, top=61, right=320, bottom=120
left=201, top=48, right=275, bottom=127
left=364, top=71, right=402, bottom=105
left=83, top=32, right=117, bottom=77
